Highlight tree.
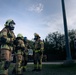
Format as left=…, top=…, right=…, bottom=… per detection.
left=44, top=31, right=66, bottom=61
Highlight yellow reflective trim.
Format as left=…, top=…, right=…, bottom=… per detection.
left=21, top=66, right=23, bottom=69
left=6, top=38, right=10, bottom=42
left=0, top=61, right=5, bottom=69
left=35, top=50, right=40, bottom=53
left=23, top=66, right=27, bottom=69
left=40, top=42, right=43, bottom=44
left=41, top=48, right=44, bottom=50
left=1, top=44, right=10, bottom=49
left=38, top=64, right=42, bottom=69
left=41, top=48, right=44, bottom=51
left=16, top=61, right=21, bottom=68
left=2, top=32, right=7, bottom=36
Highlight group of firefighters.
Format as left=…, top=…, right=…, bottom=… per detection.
left=0, top=19, right=44, bottom=75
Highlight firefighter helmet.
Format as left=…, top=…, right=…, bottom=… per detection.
left=4, top=19, right=15, bottom=27
left=34, top=33, right=40, bottom=38
left=17, top=33, right=23, bottom=39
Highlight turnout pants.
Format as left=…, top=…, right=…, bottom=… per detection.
left=0, top=49, right=11, bottom=75
left=14, top=54, right=23, bottom=75
left=33, top=52, right=43, bottom=70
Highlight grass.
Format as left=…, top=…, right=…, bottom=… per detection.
left=8, top=63, right=76, bottom=75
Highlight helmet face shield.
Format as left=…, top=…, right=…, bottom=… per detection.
left=34, top=36, right=38, bottom=40
left=34, top=33, right=40, bottom=40
left=9, top=23, right=15, bottom=30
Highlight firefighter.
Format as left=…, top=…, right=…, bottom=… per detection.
left=74, top=38, right=76, bottom=56
left=0, top=19, right=16, bottom=75
left=22, top=37, right=30, bottom=72
left=32, top=33, right=44, bottom=71
left=12, top=33, right=25, bottom=75
left=74, top=38, right=76, bottom=50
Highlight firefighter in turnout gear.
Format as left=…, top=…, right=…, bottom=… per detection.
left=0, top=19, right=16, bottom=75
left=12, top=33, right=25, bottom=75
left=32, top=33, right=44, bottom=71
left=22, top=37, right=30, bottom=72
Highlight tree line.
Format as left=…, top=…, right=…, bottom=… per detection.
left=43, top=29, right=76, bottom=61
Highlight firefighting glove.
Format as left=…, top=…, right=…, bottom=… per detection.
left=1, top=37, right=7, bottom=43
left=4, top=61, right=10, bottom=70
